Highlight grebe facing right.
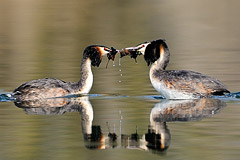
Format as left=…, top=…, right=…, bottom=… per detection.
left=13, top=45, right=117, bottom=101
left=121, top=39, right=230, bottom=99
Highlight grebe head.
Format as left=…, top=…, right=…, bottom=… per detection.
left=120, top=39, right=170, bottom=69
left=143, top=39, right=169, bottom=66
left=83, top=45, right=113, bottom=67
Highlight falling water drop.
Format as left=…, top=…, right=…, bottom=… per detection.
left=113, top=61, right=115, bottom=67
left=119, top=58, right=121, bottom=66
left=118, top=57, right=123, bottom=83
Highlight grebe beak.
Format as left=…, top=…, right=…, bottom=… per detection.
left=119, top=42, right=151, bottom=58
left=119, top=46, right=139, bottom=58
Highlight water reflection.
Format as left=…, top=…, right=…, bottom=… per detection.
left=151, top=99, right=226, bottom=122
left=13, top=97, right=226, bottom=154
left=121, top=122, right=170, bottom=153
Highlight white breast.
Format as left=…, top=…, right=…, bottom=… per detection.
left=150, top=74, right=196, bottom=99
left=78, top=58, right=94, bottom=94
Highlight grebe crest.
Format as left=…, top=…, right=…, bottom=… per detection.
left=13, top=45, right=116, bottom=101
left=122, top=39, right=230, bottom=99
left=84, top=45, right=110, bottom=67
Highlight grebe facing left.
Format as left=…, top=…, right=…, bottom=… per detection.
left=13, top=45, right=117, bottom=101
left=121, top=39, right=230, bottom=99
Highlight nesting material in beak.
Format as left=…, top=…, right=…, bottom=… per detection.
left=119, top=46, right=142, bottom=63
left=106, top=47, right=119, bottom=68
left=107, top=47, right=118, bottom=61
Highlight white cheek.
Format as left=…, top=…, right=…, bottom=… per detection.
left=139, top=47, right=146, bottom=55
left=99, top=48, right=109, bottom=55
left=138, top=43, right=150, bottom=55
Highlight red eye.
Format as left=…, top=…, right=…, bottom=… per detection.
left=142, top=45, right=145, bottom=47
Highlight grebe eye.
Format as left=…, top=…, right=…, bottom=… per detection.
left=142, top=45, right=145, bottom=47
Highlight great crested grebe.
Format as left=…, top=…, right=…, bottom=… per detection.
left=13, top=45, right=117, bottom=101
left=121, top=39, right=230, bottom=99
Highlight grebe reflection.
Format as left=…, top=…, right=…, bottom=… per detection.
left=14, top=97, right=226, bottom=153
left=14, top=96, right=117, bottom=149
left=150, top=98, right=226, bottom=122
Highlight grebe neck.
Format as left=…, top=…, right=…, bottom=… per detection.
left=150, top=46, right=170, bottom=74
left=149, top=62, right=162, bottom=79
left=77, top=58, right=93, bottom=94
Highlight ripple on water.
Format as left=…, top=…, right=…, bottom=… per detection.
left=212, top=92, right=240, bottom=103
left=0, top=92, right=15, bottom=102
left=0, top=92, right=240, bottom=103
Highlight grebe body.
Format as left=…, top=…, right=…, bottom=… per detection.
left=122, top=39, right=230, bottom=99
left=150, top=69, right=229, bottom=99
left=13, top=45, right=113, bottom=101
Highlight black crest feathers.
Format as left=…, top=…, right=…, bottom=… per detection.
left=144, top=39, right=169, bottom=66
left=83, top=45, right=104, bottom=67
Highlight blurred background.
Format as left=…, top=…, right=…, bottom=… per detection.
left=0, top=0, right=240, bottom=160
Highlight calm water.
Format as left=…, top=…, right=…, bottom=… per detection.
left=0, top=0, right=240, bottom=160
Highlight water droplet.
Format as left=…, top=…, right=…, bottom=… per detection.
left=112, top=61, right=115, bottom=67
left=119, top=69, right=122, bottom=72
left=119, top=58, right=121, bottom=66
left=120, top=74, right=123, bottom=76
left=119, top=80, right=121, bottom=83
